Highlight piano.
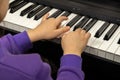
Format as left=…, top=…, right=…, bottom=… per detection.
left=0, top=0, right=120, bottom=64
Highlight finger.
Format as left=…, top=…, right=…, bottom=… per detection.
left=41, top=13, right=49, bottom=22
left=55, top=16, right=68, bottom=25
left=80, top=29, right=86, bottom=34
left=85, top=32, right=91, bottom=39
left=75, top=28, right=82, bottom=32
left=55, top=26, right=70, bottom=36
left=57, top=26, right=71, bottom=37
left=57, top=25, right=64, bottom=29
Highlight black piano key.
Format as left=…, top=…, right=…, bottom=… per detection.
left=83, top=19, right=97, bottom=32
left=27, top=5, right=45, bottom=18
left=104, top=24, right=119, bottom=40
left=61, top=11, right=70, bottom=17
left=118, top=38, right=120, bottom=44
left=10, top=1, right=28, bottom=13
left=9, top=0, right=23, bottom=9
left=48, top=10, right=63, bottom=18
left=20, top=4, right=38, bottom=16
left=34, top=7, right=52, bottom=20
left=73, top=17, right=89, bottom=31
left=94, top=22, right=110, bottom=38
left=66, top=15, right=82, bottom=27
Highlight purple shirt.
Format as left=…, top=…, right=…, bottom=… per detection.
left=0, top=31, right=84, bottom=80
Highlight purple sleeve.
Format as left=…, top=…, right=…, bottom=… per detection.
left=57, top=54, right=84, bottom=80
left=0, top=32, right=53, bottom=80
left=13, top=31, right=33, bottom=53
left=0, top=31, right=33, bottom=54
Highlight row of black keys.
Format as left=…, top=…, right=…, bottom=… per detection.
left=9, top=0, right=61, bottom=19
left=9, top=0, right=120, bottom=43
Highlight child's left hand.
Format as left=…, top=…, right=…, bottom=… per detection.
left=27, top=13, right=70, bottom=42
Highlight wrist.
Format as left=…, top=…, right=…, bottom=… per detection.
left=27, top=29, right=43, bottom=42
left=63, top=50, right=82, bottom=56
left=27, top=30, right=35, bottom=42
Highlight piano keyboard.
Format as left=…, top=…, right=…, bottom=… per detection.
left=1, top=0, right=120, bottom=63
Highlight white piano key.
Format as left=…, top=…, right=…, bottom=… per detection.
left=23, top=6, right=47, bottom=29
left=3, top=2, right=34, bottom=30
left=91, top=23, right=113, bottom=56
left=94, top=24, right=113, bottom=57
left=85, top=20, right=101, bottom=53
left=91, top=23, right=112, bottom=46
left=4, top=9, right=15, bottom=25
left=3, top=2, right=33, bottom=32
left=106, top=31, right=120, bottom=60
left=3, top=10, right=23, bottom=32
left=114, top=46, right=120, bottom=63
left=98, top=26, right=120, bottom=59
left=47, top=8, right=59, bottom=16
left=16, top=5, right=44, bottom=29
left=13, top=3, right=34, bottom=27
left=88, top=20, right=105, bottom=55
left=88, top=20, right=105, bottom=45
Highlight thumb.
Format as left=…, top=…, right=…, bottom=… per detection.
left=55, top=26, right=70, bottom=36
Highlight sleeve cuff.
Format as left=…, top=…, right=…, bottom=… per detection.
left=13, top=31, right=33, bottom=52
left=60, top=54, right=82, bottom=68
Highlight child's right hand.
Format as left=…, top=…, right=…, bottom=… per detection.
left=61, top=28, right=91, bottom=56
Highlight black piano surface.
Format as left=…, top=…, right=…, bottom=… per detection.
left=29, top=0, right=120, bottom=24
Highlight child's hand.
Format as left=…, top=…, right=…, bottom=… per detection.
left=27, top=13, right=70, bottom=42
left=0, top=0, right=9, bottom=22
left=61, top=28, right=91, bottom=56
